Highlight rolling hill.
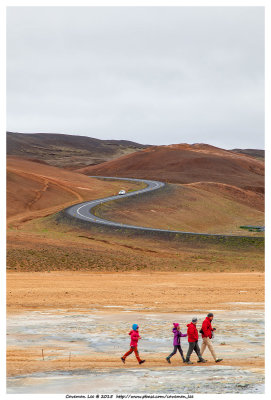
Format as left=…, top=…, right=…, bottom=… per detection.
left=94, top=181, right=264, bottom=235
left=77, top=143, right=264, bottom=194
left=6, top=156, right=143, bottom=226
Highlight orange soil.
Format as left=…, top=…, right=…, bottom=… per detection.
left=78, top=143, right=264, bottom=194
left=7, top=156, right=143, bottom=227
left=7, top=271, right=264, bottom=315
left=6, top=348, right=264, bottom=377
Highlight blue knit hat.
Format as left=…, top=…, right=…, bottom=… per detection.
left=132, top=324, right=138, bottom=330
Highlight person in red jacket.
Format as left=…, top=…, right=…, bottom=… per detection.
left=200, top=313, right=223, bottom=363
left=121, top=324, right=145, bottom=365
left=184, top=317, right=207, bottom=364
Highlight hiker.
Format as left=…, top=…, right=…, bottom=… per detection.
left=200, top=313, right=223, bottom=363
left=121, top=324, right=145, bottom=365
left=166, top=323, right=187, bottom=363
left=184, top=317, right=207, bottom=364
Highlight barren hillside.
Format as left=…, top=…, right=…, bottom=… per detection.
left=78, top=143, right=264, bottom=194
left=6, top=156, right=144, bottom=226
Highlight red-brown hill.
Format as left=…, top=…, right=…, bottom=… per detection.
left=6, top=156, right=144, bottom=226
left=77, top=143, right=264, bottom=194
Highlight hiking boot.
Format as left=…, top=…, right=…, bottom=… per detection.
left=215, top=358, right=223, bottom=363
left=197, top=358, right=207, bottom=363
left=121, top=357, right=125, bottom=364
left=166, top=357, right=171, bottom=364
left=139, top=360, right=145, bottom=364
left=185, top=360, right=193, bottom=364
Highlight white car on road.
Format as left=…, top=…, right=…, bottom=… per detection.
left=118, top=190, right=126, bottom=195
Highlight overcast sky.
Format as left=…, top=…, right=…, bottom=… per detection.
left=6, top=6, right=264, bottom=149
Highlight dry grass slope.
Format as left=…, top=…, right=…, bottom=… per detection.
left=93, top=182, right=264, bottom=235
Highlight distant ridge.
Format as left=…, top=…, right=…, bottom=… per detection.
left=6, top=131, right=149, bottom=169
left=231, top=148, right=264, bottom=160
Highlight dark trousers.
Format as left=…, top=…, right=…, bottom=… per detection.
left=185, top=341, right=203, bottom=361
left=167, top=345, right=185, bottom=360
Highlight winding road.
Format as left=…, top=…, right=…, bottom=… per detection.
left=65, top=176, right=165, bottom=230
left=63, top=176, right=263, bottom=240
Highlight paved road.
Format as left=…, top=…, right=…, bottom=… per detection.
left=65, top=176, right=165, bottom=230
left=64, top=176, right=263, bottom=239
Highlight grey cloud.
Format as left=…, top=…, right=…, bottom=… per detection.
left=7, top=6, right=264, bottom=148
